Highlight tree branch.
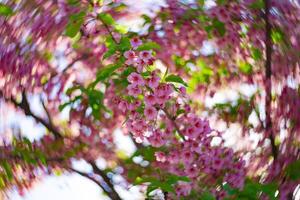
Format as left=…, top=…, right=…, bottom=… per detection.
left=264, top=0, right=278, bottom=160
left=69, top=168, right=111, bottom=198
left=0, top=91, right=62, bottom=139
left=0, top=91, right=123, bottom=199
left=89, top=161, right=122, bottom=200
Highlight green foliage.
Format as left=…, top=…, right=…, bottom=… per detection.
left=103, top=36, right=131, bottom=59
left=212, top=19, right=226, bottom=37
left=251, top=48, right=262, bottom=61
left=65, top=11, right=86, bottom=38
left=238, top=61, right=253, bottom=74
left=224, top=180, right=278, bottom=200
left=188, top=59, right=213, bottom=92
left=0, top=3, right=13, bottom=16
left=135, top=174, right=190, bottom=197
left=59, top=95, right=81, bottom=111
left=98, top=13, right=115, bottom=26
left=165, top=74, right=187, bottom=86
left=285, top=160, right=300, bottom=180
left=136, top=42, right=161, bottom=51
left=200, top=192, right=215, bottom=200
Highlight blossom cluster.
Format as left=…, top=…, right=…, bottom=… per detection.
left=111, top=38, right=246, bottom=198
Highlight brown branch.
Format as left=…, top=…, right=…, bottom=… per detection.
left=0, top=91, right=62, bottom=139
left=264, top=0, right=278, bottom=160
left=69, top=168, right=110, bottom=197
left=1, top=91, right=123, bottom=198
left=89, top=161, right=122, bottom=200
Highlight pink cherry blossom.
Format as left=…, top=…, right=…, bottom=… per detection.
left=144, top=94, right=157, bottom=106
left=147, top=74, right=160, bottom=89
left=139, top=50, right=152, bottom=61
left=118, top=100, right=128, bottom=113
left=144, top=106, right=157, bottom=120
left=127, top=84, right=142, bottom=97
left=130, top=37, right=142, bottom=49
left=124, top=50, right=136, bottom=65
left=127, top=72, right=145, bottom=86
left=155, top=151, right=166, bottom=162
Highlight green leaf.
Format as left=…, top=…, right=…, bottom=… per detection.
left=65, top=11, right=86, bottom=38
left=200, top=191, right=216, bottom=200
left=95, top=63, right=121, bottom=82
left=142, top=14, right=152, bottom=25
left=59, top=96, right=81, bottom=111
left=166, top=174, right=190, bottom=185
left=67, top=0, right=80, bottom=5
left=238, top=62, right=253, bottom=74
left=165, top=74, right=187, bottom=86
left=212, top=19, right=226, bottom=36
left=0, top=3, right=13, bottom=16
left=286, top=160, right=300, bottom=180
left=136, top=42, right=161, bottom=51
left=114, top=24, right=128, bottom=34
left=118, top=37, right=131, bottom=52
left=103, top=45, right=117, bottom=59
left=2, top=161, right=13, bottom=180
left=98, top=13, right=115, bottom=25
left=251, top=48, right=262, bottom=61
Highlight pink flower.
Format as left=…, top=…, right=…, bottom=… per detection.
left=144, top=94, right=157, bottom=106
left=127, top=72, right=145, bottom=86
left=118, top=100, right=128, bottom=113
left=184, top=126, right=198, bottom=139
left=168, top=150, right=180, bottom=164
left=212, top=158, right=223, bottom=170
left=124, top=50, right=136, bottom=65
left=179, top=86, right=186, bottom=95
left=181, top=150, right=194, bottom=164
left=185, top=165, right=198, bottom=178
left=176, top=182, right=192, bottom=197
left=128, top=100, right=141, bottom=111
left=139, top=50, right=152, bottom=61
left=144, top=106, right=157, bottom=120
left=130, top=37, right=142, bottom=49
left=148, top=129, right=165, bottom=147
left=147, top=74, right=160, bottom=89
left=155, top=151, right=166, bottom=162
left=127, top=84, right=142, bottom=97
left=135, top=57, right=146, bottom=73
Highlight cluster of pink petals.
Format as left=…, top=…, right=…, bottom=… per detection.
left=116, top=38, right=247, bottom=198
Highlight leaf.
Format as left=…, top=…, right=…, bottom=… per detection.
left=212, top=19, right=226, bottom=37
left=59, top=96, right=81, bottom=111
left=95, top=64, right=121, bottom=82
left=165, top=74, right=187, bottom=86
left=114, top=24, right=128, bottom=34
left=2, top=161, right=13, bottom=180
left=200, top=192, right=216, bottom=200
left=103, top=45, right=117, bottom=59
left=286, top=160, right=300, bottom=180
left=251, top=48, right=262, bottom=61
left=0, top=3, right=13, bottom=16
left=136, top=42, right=161, bottom=51
left=118, top=37, right=131, bottom=52
left=239, top=62, right=253, bottom=74
left=166, top=174, right=190, bottom=185
left=98, top=13, right=115, bottom=25
left=142, top=14, right=152, bottom=25
left=65, top=11, right=86, bottom=38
